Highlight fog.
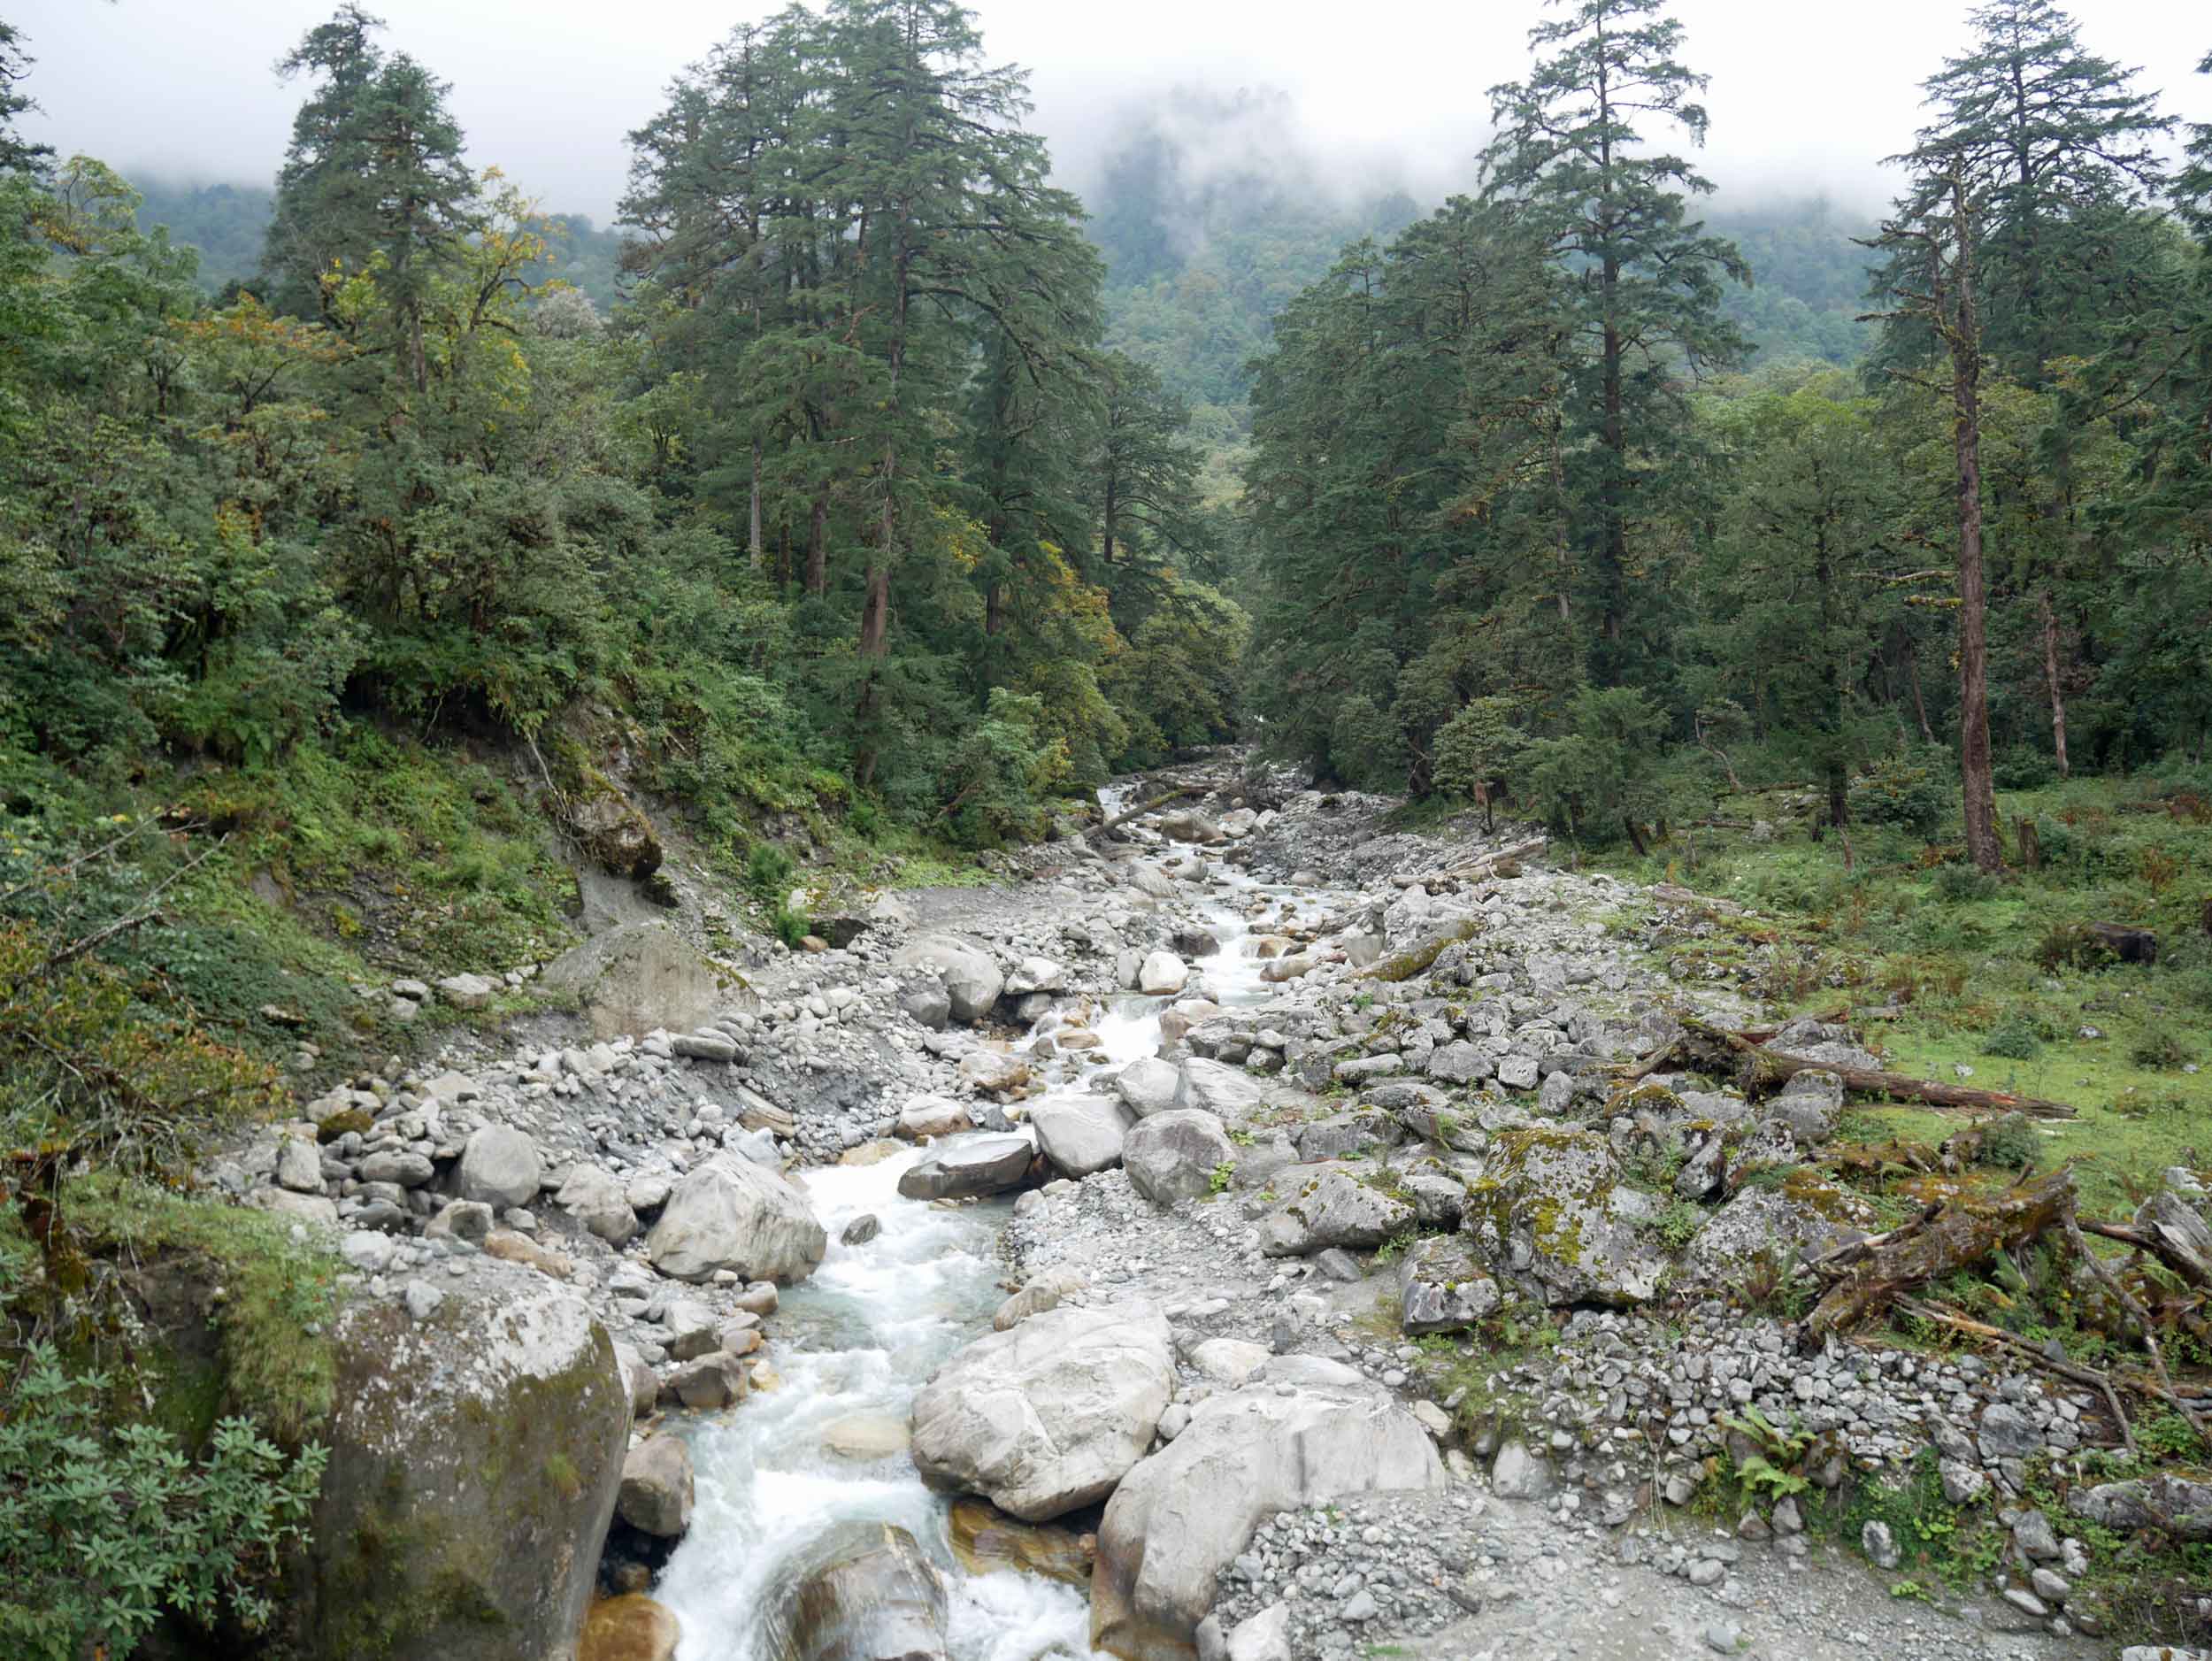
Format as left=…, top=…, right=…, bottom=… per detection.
left=9, top=0, right=2209, bottom=219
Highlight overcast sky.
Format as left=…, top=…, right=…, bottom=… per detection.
left=11, top=0, right=2210, bottom=221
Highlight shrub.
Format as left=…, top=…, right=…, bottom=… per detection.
left=743, top=842, right=795, bottom=904
left=2129, top=1030, right=2193, bottom=1072
left=1932, top=863, right=2002, bottom=903
left=1850, top=750, right=1953, bottom=839
left=1974, top=1112, right=2040, bottom=1172
left=2034, top=920, right=2116, bottom=973
left=1982, top=1014, right=2044, bottom=1060
left=0, top=1343, right=329, bottom=1661
left=1992, top=747, right=2056, bottom=789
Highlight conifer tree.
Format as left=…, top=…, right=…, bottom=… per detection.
left=1479, top=0, right=1748, bottom=687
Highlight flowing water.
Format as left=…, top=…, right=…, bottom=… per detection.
left=656, top=797, right=1343, bottom=1661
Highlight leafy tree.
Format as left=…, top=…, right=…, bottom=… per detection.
left=1479, top=0, right=1749, bottom=686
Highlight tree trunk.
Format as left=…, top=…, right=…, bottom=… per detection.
left=1903, top=632, right=1936, bottom=743
left=804, top=488, right=828, bottom=596
left=2039, top=588, right=2070, bottom=779
left=1947, top=173, right=2001, bottom=873
left=749, top=438, right=764, bottom=562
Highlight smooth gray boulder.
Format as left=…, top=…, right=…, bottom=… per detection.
left=892, top=935, right=1004, bottom=1024
left=1030, top=1096, right=1137, bottom=1180
left=541, top=922, right=749, bottom=1041
left=1258, top=1166, right=1415, bottom=1257
left=910, top=1303, right=1175, bottom=1521
left=646, top=1157, right=827, bottom=1285
left=555, top=1163, right=640, bottom=1246
left=895, top=1134, right=1035, bottom=1201
left=1114, top=1056, right=1182, bottom=1117
left=1139, top=950, right=1189, bottom=996
left=1092, top=1381, right=1445, bottom=1661
left=456, top=1125, right=542, bottom=1211
left=1173, top=1057, right=1268, bottom=1119
left=1123, top=1110, right=1236, bottom=1206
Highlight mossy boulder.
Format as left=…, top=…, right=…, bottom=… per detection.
left=1461, top=1127, right=1662, bottom=1307
left=285, top=1279, right=630, bottom=1660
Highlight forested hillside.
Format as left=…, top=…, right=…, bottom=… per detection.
left=1244, top=0, right=2212, bottom=875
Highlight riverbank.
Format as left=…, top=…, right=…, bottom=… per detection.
left=188, top=753, right=2212, bottom=1659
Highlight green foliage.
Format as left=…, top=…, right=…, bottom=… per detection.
left=1655, top=1197, right=1707, bottom=1251
left=2128, top=1030, right=2193, bottom=1071
left=1208, top=1161, right=1234, bottom=1196
left=0, top=1342, right=328, bottom=1661
left=1850, top=751, right=1954, bottom=839
left=1517, top=688, right=1671, bottom=845
left=938, top=689, right=1070, bottom=850
left=1980, top=1014, right=2044, bottom=1060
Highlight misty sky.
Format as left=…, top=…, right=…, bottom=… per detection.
left=10, top=0, right=2210, bottom=221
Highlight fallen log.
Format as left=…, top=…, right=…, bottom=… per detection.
left=2081, top=1197, right=2212, bottom=1291
left=1621, top=1019, right=2079, bottom=1119
left=1806, top=1167, right=2077, bottom=1339
left=1703, top=1023, right=2079, bottom=1120
left=1086, top=786, right=1197, bottom=840
left=1440, top=837, right=1548, bottom=882
left=1897, top=1298, right=2138, bottom=1458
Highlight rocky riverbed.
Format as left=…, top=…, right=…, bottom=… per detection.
left=211, top=755, right=2210, bottom=1661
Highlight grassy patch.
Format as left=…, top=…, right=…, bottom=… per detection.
left=56, top=1178, right=342, bottom=1442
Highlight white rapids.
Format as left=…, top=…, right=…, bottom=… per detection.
left=656, top=786, right=1354, bottom=1661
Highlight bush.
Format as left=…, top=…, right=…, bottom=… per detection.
left=2130, top=1030, right=2193, bottom=1071
left=1981, top=1014, right=2044, bottom=1060
left=0, top=1343, right=328, bottom=1661
left=1973, top=1111, right=2040, bottom=1172
left=2034, top=920, right=2116, bottom=973
left=1933, top=863, right=2002, bottom=903
left=1992, top=747, right=2056, bottom=789
left=743, top=842, right=795, bottom=904
left=1850, top=750, right=1953, bottom=839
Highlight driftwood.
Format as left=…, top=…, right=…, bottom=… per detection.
left=1440, top=837, right=1548, bottom=882
left=1805, top=1167, right=2078, bottom=1339
left=1898, top=1298, right=2139, bottom=1458
left=2063, top=1211, right=2212, bottom=1446
left=1087, top=786, right=1198, bottom=840
left=2082, top=1196, right=2212, bottom=1290
left=1621, top=1019, right=2078, bottom=1119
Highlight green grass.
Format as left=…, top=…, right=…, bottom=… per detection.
left=1592, top=768, right=2212, bottom=1211
left=4, top=1177, right=342, bottom=1444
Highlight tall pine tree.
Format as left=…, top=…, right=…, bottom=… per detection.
left=1479, top=0, right=1748, bottom=688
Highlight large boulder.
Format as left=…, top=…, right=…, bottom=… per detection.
left=647, top=1157, right=827, bottom=1285
left=1091, top=1381, right=1446, bottom=1661
left=287, top=1280, right=630, bottom=1660
left=1172, top=1057, right=1268, bottom=1119
left=580, top=1596, right=680, bottom=1661
left=1258, top=1167, right=1416, bottom=1257
left=768, top=1521, right=949, bottom=1661
left=895, top=1134, right=1036, bottom=1201
left=1138, top=951, right=1189, bottom=996
left=556, top=1163, right=641, bottom=1246
left=1681, top=1179, right=1878, bottom=1288
left=1123, top=1111, right=1236, bottom=1206
left=1031, top=1096, right=1137, bottom=1180
left=910, top=1303, right=1175, bottom=1521
left=1462, top=1128, right=1663, bottom=1307
left=892, top=935, right=1004, bottom=1024
left=541, top=922, right=749, bottom=1042
left=1114, top=1057, right=1183, bottom=1118
left=456, top=1125, right=542, bottom=1211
